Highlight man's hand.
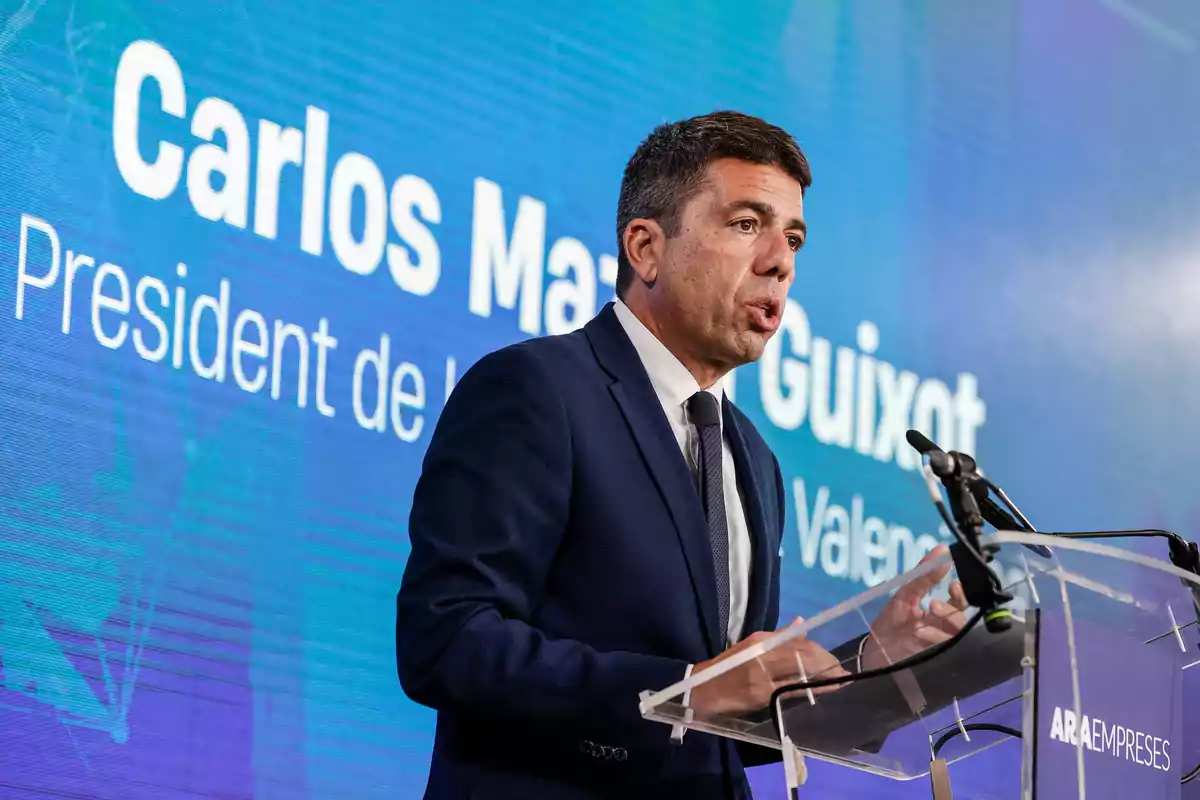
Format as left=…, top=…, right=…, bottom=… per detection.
left=860, top=545, right=970, bottom=671
left=688, top=619, right=850, bottom=716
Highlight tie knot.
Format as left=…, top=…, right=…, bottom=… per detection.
left=687, top=391, right=721, bottom=427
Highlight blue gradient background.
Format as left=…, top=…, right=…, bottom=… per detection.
left=0, top=1, right=1197, bottom=797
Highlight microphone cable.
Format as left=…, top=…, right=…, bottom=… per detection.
left=768, top=608, right=986, bottom=745
left=931, top=723, right=1022, bottom=759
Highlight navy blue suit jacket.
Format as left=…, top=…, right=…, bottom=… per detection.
left=395, top=303, right=786, bottom=799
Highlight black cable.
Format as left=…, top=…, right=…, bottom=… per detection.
left=1033, top=529, right=1200, bottom=583
left=931, top=723, right=1021, bottom=759
left=933, top=496, right=958, bottom=536
left=1184, top=760, right=1199, bottom=785
left=1045, top=529, right=1185, bottom=545
left=768, top=609, right=986, bottom=739
left=934, top=498, right=1004, bottom=591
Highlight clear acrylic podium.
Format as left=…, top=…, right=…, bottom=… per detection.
left=639, top=532, right=1200, bottom=799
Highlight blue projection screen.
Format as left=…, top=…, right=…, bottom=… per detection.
left=0, top=1, right=1197, bottom=797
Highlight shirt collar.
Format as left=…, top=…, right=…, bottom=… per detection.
left=611, top=298, right=724, bottom=414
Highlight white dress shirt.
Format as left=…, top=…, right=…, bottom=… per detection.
left=612, top=298, right=751, bottom=647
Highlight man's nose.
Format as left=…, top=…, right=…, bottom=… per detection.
left=756, top=230, right=796, bottom=282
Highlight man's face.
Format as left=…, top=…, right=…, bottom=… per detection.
left=650, top=158, right=804, bottom=372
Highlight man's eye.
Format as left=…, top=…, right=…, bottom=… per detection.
left=734, top=219, right=757, bottom=233
left=787, top=235, right=804, bottom=252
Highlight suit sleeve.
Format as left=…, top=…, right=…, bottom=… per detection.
left=395, top=344, right=687, bottom=740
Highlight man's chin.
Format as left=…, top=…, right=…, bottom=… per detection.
left=733, top=332, right=772, bottom=364
left=706, top=332, right=773, bottom=375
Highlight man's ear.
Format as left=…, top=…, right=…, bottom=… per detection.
left=622, top=218, right=665, bottom=287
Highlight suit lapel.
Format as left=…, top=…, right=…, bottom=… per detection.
left=585, top=305, right=723, bottom=657
left=723, top=398, right=774, bottom=638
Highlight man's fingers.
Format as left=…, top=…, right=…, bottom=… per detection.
left=761, top=640, right=846, bottom=684
left=757, top=648, right=796, bottom=678
left=759, top=642, right=812, bottom=679
left=894, top=569, right=945, bottom=604
left=920, top=544, right=951, bottom=564
left=949, top=580, right=969, bottom=610
left=769, top=657, right=850, bottom=694
left=928, top=598, right=960, bottom=619
left=927, top=600, right=967, bottom=635
left=895, top=545, right=952, bottom=602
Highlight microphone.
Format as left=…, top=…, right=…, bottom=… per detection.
left=904, top=429, right=1016, bottom=632
left=904, top=430, right=955, bottom=477
left=905, top=430, right=1052, bottom=557
left=906, top=431, right=1200, bottom=642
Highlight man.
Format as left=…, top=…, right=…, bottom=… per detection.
left=395, top=111, right=965, bottom=798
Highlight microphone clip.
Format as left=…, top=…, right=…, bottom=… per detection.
left=937, top=451, right=987, bottom=544
left=1168, top=536, right=1200, bottom=578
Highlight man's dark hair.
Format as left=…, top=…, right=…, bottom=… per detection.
left=614, top=110, right=812, bottom=299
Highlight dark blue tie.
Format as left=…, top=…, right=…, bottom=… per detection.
left=688, top=391, right=729, bottom=648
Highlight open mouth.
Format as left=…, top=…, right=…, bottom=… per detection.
left=745, top=297, right=782, bottom=331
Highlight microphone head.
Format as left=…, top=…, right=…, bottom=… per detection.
left=905, top=429, right=940, bottom=456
